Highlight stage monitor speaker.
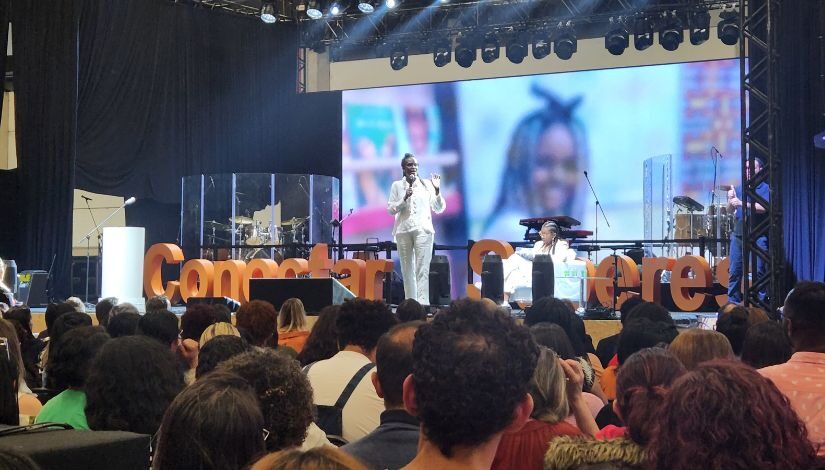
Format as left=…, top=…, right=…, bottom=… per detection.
left=532, top=255, right=555, bottom=301
left=186, top=296, right=241, bottom=313
left=0, top=426, right=150, bottom=470
left=383, top=271, right=405, bottom=306
left=249, top=278, right=355, bottom=313
left=429, top=255, right=451, bottom=306
left=481, top=254, right=504, bottom=305
left=17, top=270, right=48, bottom=307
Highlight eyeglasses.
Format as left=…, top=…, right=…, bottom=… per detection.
left=262, top=428, right=270, bottom=442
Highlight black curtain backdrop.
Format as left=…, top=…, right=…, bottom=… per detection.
left=11, top=0, right=79, bottom=298
left=778, top=0, right=825, bottom=283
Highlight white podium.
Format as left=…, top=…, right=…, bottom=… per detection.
left=101, top=227, right=146, bottom=311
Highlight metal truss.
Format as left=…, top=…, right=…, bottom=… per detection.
left=739, top=0, right=783, bottom=311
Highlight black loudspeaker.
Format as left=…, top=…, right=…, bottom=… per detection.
left=186, top=296, right=241, bottom=312
left=429, top=255, right=451, bottom=306
left=17, top=270, right=49, bottom=307
left=249, top=278, right=355, bottom=313
left=0, top=426, right=150, bottom=470
left=383, top=270, right=405, bottom=306
left=481, top=254, right=504, bottom=305
left=532, top=254, right=555, bottom=301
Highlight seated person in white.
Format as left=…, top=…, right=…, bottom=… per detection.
left=503, top=220, right=577, bottom=297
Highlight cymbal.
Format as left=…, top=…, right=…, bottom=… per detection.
left=281, top=217, right=307, bottom=226
left=230, top=216, right=254, bottom=225
left=203, top=220, right=228, bottom=229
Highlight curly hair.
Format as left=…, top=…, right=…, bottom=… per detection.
left=411, top=298, right=538, bottom=457
left=106, top=312, right=140, bottom=338
left=85, top=336, right=184, bottom=435
left=667, top=329, right=733, bottom=370
left=715, top=305, right=751, bottom=355
left=336, top=299, right=397, bottom=352
left=196, top=335, right=250, bottom=379
left=396, top=298, right=427, bottom=323
left=46, top=326, right=110, bottom=390
left=138, top=310, right=180, bottom=346
left=144, top=295, right=169, bottom=314
left=615, top=348, right=685, bottom=446
left=180, top=304, right=218, bottom=341
left=524, top=297, right=587, bottom=357
left=218, top=349, right=313, bottom=451
left=647, top=360, right=818, bottom=469
left=48, top=311, right=92, bottom=354
left=236, top=300, right=278, bottom=348
left=297, top=305, right=341, bottom=367
left=740, top=321, right=792, bottom=369
left=3, top=306, right=33, bottom=338
left=616, top=318, right=678, bottom=365
left=153, top=371, right=265, bottom=470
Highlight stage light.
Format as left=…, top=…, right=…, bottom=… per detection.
left=306, top=0, right=323, bottom=19
left=455, top=35, right=477, bottom=68
left=433, top=39, right=452, bottom=67
left=481, top=33, right=499, bottom=63
left=357, top=0, right=374, bottom=13
left=386, top=0, right=398, bottom=9
left=328, top=1, right=343, bottom=16
left=532, top=32, right=551, bottom=60
left=689, top=9, right=711, bottom=45
left=506, top=33, right=528, bottom=64
left=718, top=10, right=740, bottom=45
left=658, top=12, right=683, bottom=51
left=553, top=23, right=577, bottom=60
left=389, top=44, right=408, bottom=70
left=604, top=18, right=629, bottom=55
left=260, top=1, right=277, bottom=23
left=633, top=16, right=653, bottom=50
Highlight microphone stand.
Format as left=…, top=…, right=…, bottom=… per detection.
left=330, top=209, right=354, bottom=261
left=77, top=198, right=134, bottom=306
left=583, top=171, right=610, bottom=264
left=82, top=197, right=100, bottom=306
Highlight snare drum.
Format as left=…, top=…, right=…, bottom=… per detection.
left=246, top=222, right=264, bottom=246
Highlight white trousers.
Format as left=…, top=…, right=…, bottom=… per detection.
left=396, top=230, right=434, bottom=305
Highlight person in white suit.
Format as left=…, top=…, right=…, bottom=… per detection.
left=502, top=220, right=577, bottom=298
left=387, top=153, right=446, bottom=305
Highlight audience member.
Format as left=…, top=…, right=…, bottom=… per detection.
left=0, top=449, right=41, bottom=470
left=219, top=349, right=314, bottom=452
left=667, top=329, right=734, bottom=370
left=47, top=312, right=93, bottom=361
left=342, top=322, right=423, bottom=469
left=106, top=311, right=140, bottom=338
left=305, top=299, right=397, bottom=441
left=3, top=306, right=45, bottom=387
left=36, top=326, right=110, bottom=429
left=0, top=337, right=19, bottom=425
left=297, top=305, right=341, bottom=367
left=199, top=321, right=242, bottom=348
left=395, top=299, right=427, bottom=323
left=648, top=360, right=819, bottom=469
left=716, top=304, right=762, bottom=355
left=85, top=336, right=184, bottom=435
left=493, top=347, right=585, bottom=470
left=94, top=297, right=118, bottom=328
left=138, top=310, right=180, bottom=350
left=109, top=302, right=139, bottom=318
left=278, top=298, right=310, bottom=353
left=740, top=321, right=792, bottom=369
left=41, top=302, right=76, bottom=341
left=546, top=348, right=686, bottom=469
left=180, top=304, right=218, bottom=341
left=153, top=371, right=265, bottom=470
left=759, top=281, right=825, bottom=454
left=252, top=447, right=368, bottom=470
left=402, top=299, right=537, bottom=470
left=595, top=297, right=645, bottom=368
left=65, top=297, right=86, bottom=313
left=212, top=304, right=232, bottom=323
left=0, top=319, right=40, bottom=421
left=195, top=335, right=250, bottom=379
left=144, top=295, right=170, bottom=314
left=236, top=300, right=279, bottom=348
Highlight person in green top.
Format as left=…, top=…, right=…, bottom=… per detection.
left=36, top=326, right=110, bottom=430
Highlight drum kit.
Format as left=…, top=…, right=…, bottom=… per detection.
left=201, top=215, right=310, bottom=262
left=672, top=195, right=733, bottom=256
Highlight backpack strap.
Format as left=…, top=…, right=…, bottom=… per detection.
left=334, top=363, right=376, bottom=409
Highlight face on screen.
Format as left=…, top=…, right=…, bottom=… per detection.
left=533, top=123, right=579, bottom=213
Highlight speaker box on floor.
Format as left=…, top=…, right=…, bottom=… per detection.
left=532, top=254, right=555, bottom=301
left=17, top=270, right=49, bottom=307
left=481, top=254, right=504, bottom=305
left=429, top=255, right=451, bottom=306
left=0, top=426, right=150, bottom=470
left=249, top=278, right=355, bottom=312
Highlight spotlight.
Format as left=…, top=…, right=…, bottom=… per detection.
left=633, top=16, right=653, bottom=50
left=553, top=23, right=577, bottom=60
left=604, top=19, right=629, bottom=55
left=481, top=33, right=499, bottom=63
left=389, top=44, right=408, bottom=70
left=659, top=12, right=684, bottom=51
left=433, top=39, right=452, bottom=67
left=455, top=35, right=477, bottom=68
left=260, top=1, right=277, bottom=23
left=328, top=1, right=343, bottom=16
left=357, top=0, right=374, bottom=13
left=386, top=0, right=398, bottom=9
left=306, top=0, right=323, bottom=19
left=718, top=10, right=740, bottom=45
left=506, top=33, right=529, bottom=64
left=532, top=32, right=551, bottom=60
left=689, top=9, right=711, bottom=45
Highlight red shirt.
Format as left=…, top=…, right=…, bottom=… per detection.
left=492, top=419, right=583, bottom=470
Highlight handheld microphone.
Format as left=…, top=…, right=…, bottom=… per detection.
left=81, top=195, right=92, bottom=202
left=125, top=197, right=137, bottom=206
